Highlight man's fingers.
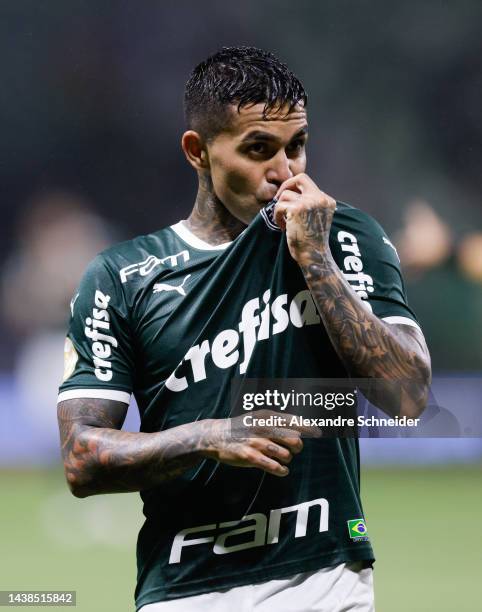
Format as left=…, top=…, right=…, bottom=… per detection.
left=269, top=433, right=304, bottom=454
left=275, top=173, right=311, bottom=200
left=244, top=411, right=322, bottom=440
left=273, top=201, right=287, bottom=230
left=274, top=198, right=297, bottom=230
left=286, top=420, right=323, bottom=437
left=252, top=439, right=294, bottom=464
left=269, top=422, right=321, bottom=440
left=277, top=190, right=300, bottom=202
left=246, top=448, right=290, bottom=477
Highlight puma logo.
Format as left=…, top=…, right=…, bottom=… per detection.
left=153, top=275, right=191, bottom=296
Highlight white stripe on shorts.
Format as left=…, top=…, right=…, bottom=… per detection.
left=138, top=561, right=374, bottom=612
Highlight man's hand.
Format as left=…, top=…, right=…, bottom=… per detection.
left=272, top=175, right=432, bottom=418
left=58, top=401, right=321, bottom=496
left=200, top=410, right=321, bottom=478
left=273, top=173, right=336, bottom=263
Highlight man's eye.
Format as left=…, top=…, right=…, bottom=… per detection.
left=287, top=140, right=305, bottom=153
left=247, top=143, right=267, bottom=155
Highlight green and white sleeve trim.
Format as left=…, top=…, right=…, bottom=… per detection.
left=57, top=388, right=131, bottom=404
left=381, top=316, right=422, bottom=332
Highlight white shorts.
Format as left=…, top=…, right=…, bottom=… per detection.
left=138, top=561, right=375, bottom=612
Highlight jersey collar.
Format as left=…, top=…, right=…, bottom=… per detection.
left=170, top=221, right=233, bottom=251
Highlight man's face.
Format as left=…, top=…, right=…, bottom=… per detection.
left=205, top=103, right=308, bottom=224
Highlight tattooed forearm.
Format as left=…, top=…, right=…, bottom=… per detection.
left=299, top=248, right=431, bottom=417
left=58, top=398, right=214, bottom=497
left=274, top=177, right=430, bottom=415
left=57, top=399, right=307, bottom=495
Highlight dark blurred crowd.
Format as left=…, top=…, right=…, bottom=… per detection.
left=396, top=201, right=482, bottom=371
left=1, top=0, right=481, bottom=379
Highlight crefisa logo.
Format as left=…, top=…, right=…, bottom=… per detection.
left=165, top=288, right=321, bottom=392
left=84, top=290, right=118, bottom=382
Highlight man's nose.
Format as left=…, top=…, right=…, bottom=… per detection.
left=266, top=151, right=293, bottom=186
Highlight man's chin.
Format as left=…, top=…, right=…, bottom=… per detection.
left=221, top=198, right=268, bottom=225
left=234, top=205, right=262, bottom=225
left=247, top=199, right=277, bottom=222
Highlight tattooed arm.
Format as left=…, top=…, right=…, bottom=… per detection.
left=274, top=174, right=431, bottom=418
left=57, top=399, right=307, bottom=497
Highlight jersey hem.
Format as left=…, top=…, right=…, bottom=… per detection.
left=134, top=546, right=375, bottom=610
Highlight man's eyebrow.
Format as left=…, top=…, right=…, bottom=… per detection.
left=240, top=126, right=309, bottom=143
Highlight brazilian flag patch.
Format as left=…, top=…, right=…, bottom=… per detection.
left=347, top=518, right=369, bottom=540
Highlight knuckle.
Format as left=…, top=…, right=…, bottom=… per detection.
left=278, top=444, right=291, bottom=457
left=283, top=451, right=293, bottom=463
left=259, top=455, right=275, bottom=469
left=268, top=443, right=288, bottom=458
left=289, top=437, right=303, bottom=452
left=238, top=447, right=251, bottom=461
left=252, top=436, right=266, bottom=448
left=243, top=448, right=257, bottom=463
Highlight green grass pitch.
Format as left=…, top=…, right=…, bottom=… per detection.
left=0, top=466, right=481, bottom=611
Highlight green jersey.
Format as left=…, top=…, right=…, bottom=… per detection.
left=58, top=201, right=420, bottom=609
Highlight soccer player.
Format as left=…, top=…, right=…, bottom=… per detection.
left=57, top=47, right=431, bottom=611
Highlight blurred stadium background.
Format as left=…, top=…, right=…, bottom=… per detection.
left=0, top=1, right=481, bottom=610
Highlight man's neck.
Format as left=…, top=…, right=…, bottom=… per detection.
left=184, top=174, right=246, bottom=246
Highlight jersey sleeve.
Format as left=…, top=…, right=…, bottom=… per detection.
left=57, top=254, right=135, bottom=404
left=329, top=205, right=421, bottom=330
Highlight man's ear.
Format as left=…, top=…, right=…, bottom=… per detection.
left=181, top=131, right=210, bottom=171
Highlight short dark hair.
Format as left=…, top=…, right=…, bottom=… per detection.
left=184, top=46, right=307, bottom=141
